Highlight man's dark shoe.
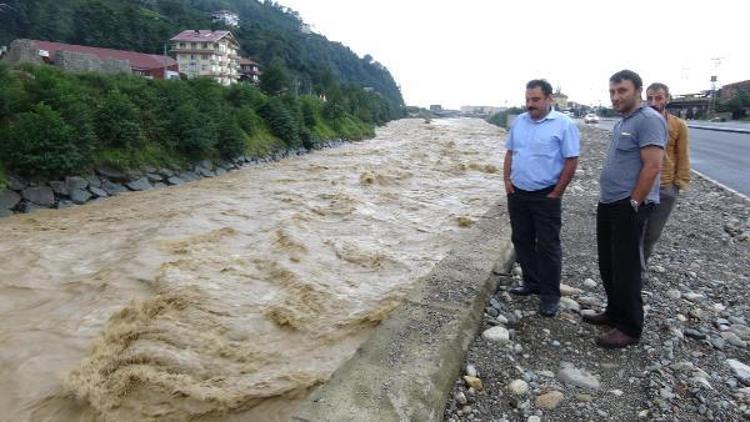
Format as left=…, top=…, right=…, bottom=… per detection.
left=510, top=285, right=539, bottom=296
left=538, top=298, right=559, bottom=317
left=582, top=311, right=613, bottom=326
left=596, top=328, right=640, bottom=349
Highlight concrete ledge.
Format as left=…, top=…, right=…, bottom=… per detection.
left=293, top=201, right=514, bottom=421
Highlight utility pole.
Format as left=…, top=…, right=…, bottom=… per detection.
left=708, top=57, right=723, bottom=118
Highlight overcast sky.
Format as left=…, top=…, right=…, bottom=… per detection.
left=279, top=0, right=748, bottom=109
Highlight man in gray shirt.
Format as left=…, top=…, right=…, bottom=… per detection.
left=583, top=70, right=666, bottom=348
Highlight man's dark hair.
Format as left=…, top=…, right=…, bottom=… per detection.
left=526, top=79, right=553, bottom=96
left=646, top=82, right=670, bottom=97
left=609, top=70, right=642, bottom=91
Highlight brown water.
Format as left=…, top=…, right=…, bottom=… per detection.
left=0, top=118, right=506, bottom=421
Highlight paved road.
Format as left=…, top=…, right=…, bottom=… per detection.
left=582, top=119, right=750, bottom=197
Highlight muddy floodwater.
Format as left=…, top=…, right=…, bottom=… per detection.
left=0, top=118, right=506, bottom=421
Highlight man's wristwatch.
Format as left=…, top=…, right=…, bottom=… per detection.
left=629, top=198, right=640, bottom=212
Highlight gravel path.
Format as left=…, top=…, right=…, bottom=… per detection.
left=444, top=125, right=750, bottom=421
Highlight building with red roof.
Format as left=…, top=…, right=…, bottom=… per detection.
left=1, top=39, right=178, bottom=80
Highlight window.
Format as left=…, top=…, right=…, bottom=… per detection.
left=190, top=54, right=195, bottom=60
left=202, top=43, right=207, bottom=49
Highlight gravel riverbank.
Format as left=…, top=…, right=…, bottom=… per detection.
left=444, top=125, right=750, bottom=421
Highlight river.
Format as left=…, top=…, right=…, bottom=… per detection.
left=0, top=118, right=506, bottom=421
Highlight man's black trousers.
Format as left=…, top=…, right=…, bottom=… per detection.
left=508, top=185, right=562, bottom=300
left=596, top=198, right=654, bottom=338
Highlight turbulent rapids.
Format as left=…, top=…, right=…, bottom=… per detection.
left=0, top=118, right=506, bottom=421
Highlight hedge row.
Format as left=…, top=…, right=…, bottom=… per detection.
left=0, top=63, right=382, bottom=181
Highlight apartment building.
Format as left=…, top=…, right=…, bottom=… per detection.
left=169, top=30, right=240, bottom=86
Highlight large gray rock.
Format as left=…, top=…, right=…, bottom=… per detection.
left=0, top=208, right=12, bottom=218
left=22, top=186, right=55, bottom=206
left=166, top=176, right=185, bottom=186
left=180, top=172, right=199, bottom=182
left=6, top=175, right=28, bottom=191
left=56, top=200, right=74, bottom=209
left=101, top=180, right=127, bottom=195
left=69, top=189, right=92, bottom=205
left=215, top=168, right=227, bottom=176
left=65, top=176, right=89, bottom=192
left=85, top=175, right=102, bottom=188
left=89, top=186, right=109, bottom=198
left=158, top=168, right=175, bottom=178
left=557, top=363, right=601, bottom=390
left=48, top=180, right=69, bottom=196
left=727, top=359, right=750, bottom=385
left=19, top=201, right=46, bottom=213
left=126, top=177, right=153, bottom=191
left=96, top=166, right=129, bottom=182
left=218, top=160, right=234, bottom=171
left=197, top=167, right=215, bottom=178
left=197, top=159, right=213, bottom=171
left=482, top=326, right=510, bottom=343
left=0, top=189, right=21, bottom=210
left=145, top=173, right=163, bottom=183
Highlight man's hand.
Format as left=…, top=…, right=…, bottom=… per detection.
left=503, top=153, right=514, bottom=194
left=546, top=191, right=561, bottom=199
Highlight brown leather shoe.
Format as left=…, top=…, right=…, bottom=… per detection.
left=596, top=328, right=640, bottom=349
left=582, top=311, right=613, bottom=326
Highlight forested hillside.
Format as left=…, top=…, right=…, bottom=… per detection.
left=0, top=0, right=404, bottom=113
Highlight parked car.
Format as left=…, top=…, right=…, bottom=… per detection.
left=584, top=113, right=599, bottom=124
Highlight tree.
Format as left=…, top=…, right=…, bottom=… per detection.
left=259, top=60, right=289, bottom=96
left=1, top=103, right=90, bottom=178
left=95, top=90, right=145, bottom=149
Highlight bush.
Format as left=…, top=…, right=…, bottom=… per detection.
left=300, top=97, right=317, bottom=128
left=0, top=65, right=25, bottom=120
left=235, top=106, right=262, bottom=136
left=216, top=114, right=247, bottom=159
left=1, top=103, right=91, bottom=179
left=258, top=97, right=300, bottom=148
left=96, top=90, right=145, bottom=148
left=171, top=103, right=217, bottom=159
left=226, top=83, right=266, bottom=109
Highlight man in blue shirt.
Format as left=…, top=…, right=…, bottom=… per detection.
left=583, top=70, right=666, bottom=348
left=503, top=79, right=580, bottom=317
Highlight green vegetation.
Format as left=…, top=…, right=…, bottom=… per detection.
left=0, top=0, right=405, bottom=117
left=718, top=91, right=750, bottom=120
left=0, top=63, right=383, bottom=181
left=0, top=162, right=7, bottom=190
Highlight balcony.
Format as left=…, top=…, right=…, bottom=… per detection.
left=170, top=46, right=227, bottom=56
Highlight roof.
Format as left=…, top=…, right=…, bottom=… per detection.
left=170, top=30, right=235, bottom=43
left=31, top=40, right=176, bottom=70
left=723, top=80, right=750, bottom=89
left=239, top=57, right=260, bottom=66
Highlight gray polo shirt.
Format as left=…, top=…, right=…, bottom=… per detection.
left=599, top=105, right=667, bottom=204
